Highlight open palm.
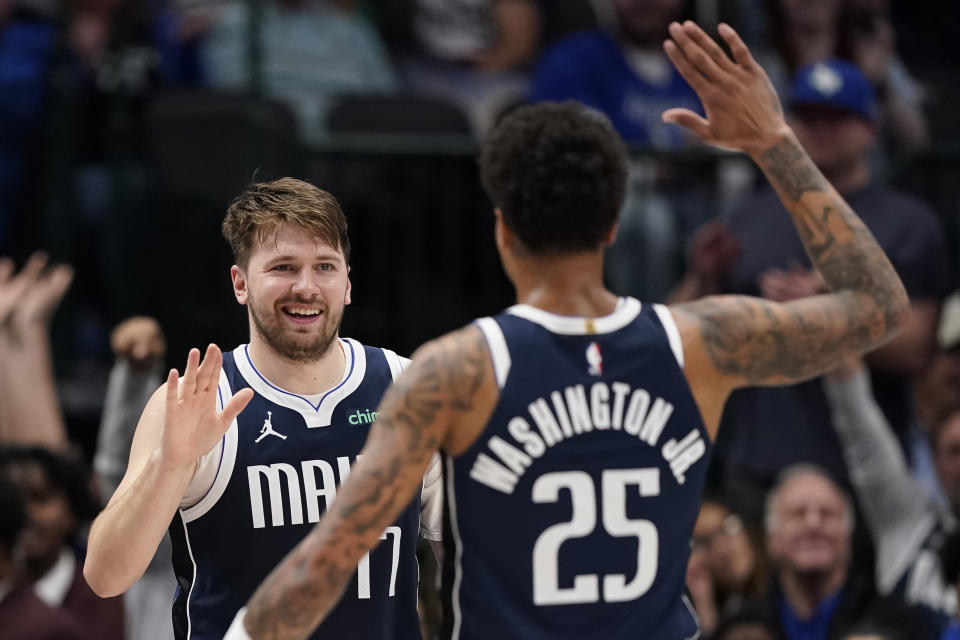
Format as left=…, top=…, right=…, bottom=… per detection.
left=662, top=22, right=790, bottom=155
left=161, top=344, right=253, bottom=469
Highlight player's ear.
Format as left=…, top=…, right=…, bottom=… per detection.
left=494, top=208, right=510, bottom=251
left=604, top=222, right=619, bottom=246
left=231, top=265, right=248, bottom=305
left=344, top=271, right=352, bottom=306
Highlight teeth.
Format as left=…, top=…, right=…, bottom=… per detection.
left=287, top=307, right=320, bottom=316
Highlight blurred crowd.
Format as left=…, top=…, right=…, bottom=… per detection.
left=2, top=1, right=960, bottom=639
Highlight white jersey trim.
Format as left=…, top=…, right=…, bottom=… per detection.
left=181, top=369, right=238, bottom=518
left=177, top=514, right=198, bottom=639
left=382, top=348, right=406, bottom=382
left=653, top=304, right=684, bottom=369
left=681, top=593, right=701, bottom=640
left=475, top=317, right=511, bottom=388
left=445, top=456, right=465, bottom=640
left=507, top=297, right=642, bottom=335
left=232, top=339, right=367, bottom=428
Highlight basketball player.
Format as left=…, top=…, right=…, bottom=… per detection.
left=226, top=21, right=910, bottom=640
left=83, top=179, right=442, bottom=639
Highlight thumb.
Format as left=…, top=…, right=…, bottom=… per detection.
left=221, top=388, right=254, bottom=426
left=662, top=108, right=710, bottom=140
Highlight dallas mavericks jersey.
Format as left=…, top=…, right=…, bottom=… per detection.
left=443, top=299, right=710, bottom=640
left=169, top=339, right=423, bottom=640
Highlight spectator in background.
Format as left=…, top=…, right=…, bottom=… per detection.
left=672, top=59, right=950, bottom=524
left=0, top=253, right=74, bottom=449
left=760, top=0, right=927, bottom=151
left=395, top=0, right=541, bottom=135
left=0, top=446, right=124, bottom=640
left=824, top=354, right=955, bottom=625
left=94, top=316, right=176, bottom=640
left=530, top=0, right=701, bottom=148
left=711, top=610, right=786, bottom=640
left=755, top=465, right=939, bottom=640
left=0, top=470, right=84, bottom=640
left=202, top=0, right=398, bottom=140
left=688, top=498, right=769, bottom=635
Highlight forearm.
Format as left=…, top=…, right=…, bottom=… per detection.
left=753, top=132, right=909, bottom=337
left=95, top=361, right=162, bottom=495
left=244, top=453, right=425, bottom=639
left=84, top=451, right=195, bottom=596
left=824, top=369, right=928, bottom=533
left=0, top=328, right=68, bottom=448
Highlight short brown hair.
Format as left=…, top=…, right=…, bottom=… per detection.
left=222, top=178, right=351, bottom=268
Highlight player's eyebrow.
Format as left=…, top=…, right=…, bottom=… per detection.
left=262, top=253, right=343, bottom=266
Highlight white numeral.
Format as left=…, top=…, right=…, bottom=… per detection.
left=532, top=468, right=660, bottom=606
left=357, top=526, right=402, bottom=599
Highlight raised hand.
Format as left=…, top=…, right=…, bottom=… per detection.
left=111, top=316, right=166, bottom=372
left=159, top=344, right=253, bottom=470
left=0, top=252, right=47, bottom=326
left=662, top=21, right=791, bottom=156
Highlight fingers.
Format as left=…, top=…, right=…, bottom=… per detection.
left=662, top=108, right=710, bottom=139
left=166, top=368, right=180, bottom=409
left=682, top=20, right=737, bottom=75
left=717, top=23, right=757, bottom=71
left=221, top=388, right=254, bottom=427
left=0, top=257, right=13, bottom=283
left=196, top=344, right=222, bottom=394
left=182, top=348, right=201, bottom=396
left=663, top=37, right=709, bottom=94
left=667, top=22, right=725, bottom=86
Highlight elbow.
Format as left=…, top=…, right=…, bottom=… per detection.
left=888, top=289, right=911, bottom=334
left=83, top=557, right=129, bottom=599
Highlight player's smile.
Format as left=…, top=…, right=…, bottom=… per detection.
left=280, top=303, right=324, bottom=326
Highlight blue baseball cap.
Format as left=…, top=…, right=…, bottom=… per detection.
left=788, top=59, right=877, bottom=123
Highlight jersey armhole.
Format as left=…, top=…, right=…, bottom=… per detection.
left=653, top=304, right=684, bottom=369
left=180, top=369, right=240, bottom=522
left=474, top=317, right=511, bottom=389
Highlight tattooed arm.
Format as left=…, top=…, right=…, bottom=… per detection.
left=238, top=326, right=498, bottom=640
left=659, top=22, right=909, bottom=435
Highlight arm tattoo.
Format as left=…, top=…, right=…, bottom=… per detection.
left=683, top=136, right=908, bottom=386
left=760, top=137, right=829, bottom=201
left=243, top=327, right=492, bottom=640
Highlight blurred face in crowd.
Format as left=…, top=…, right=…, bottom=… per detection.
left=693, top=501, right=757, bottom=594
left=611, top=0, right=684, bottom=46
left=5, top=461, right=75, bottom=569
left=766, top=471, right=851, bottom=579
left=918, top=350, right=960, bottom=422
left=935, top=412, right=960, bottom=512
left=232, top=222, right=351, bottom=363
left=790, top=107, right=874, bottom=181
left=780, top=0, right=843, bottom=31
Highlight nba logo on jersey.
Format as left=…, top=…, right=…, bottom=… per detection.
left=586, top=341, right=602, bottom=376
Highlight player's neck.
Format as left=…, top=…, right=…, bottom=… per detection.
left=511, top=251, right=619, bottom=318
left=247, top=337, right=347, bottom=395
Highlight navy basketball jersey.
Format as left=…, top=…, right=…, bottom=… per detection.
left=169, top=339, right=423, bottom=640
left=443, top=299, right=710, bottom=640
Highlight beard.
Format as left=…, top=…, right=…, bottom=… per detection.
left=248, top=295, right=343, bottom=363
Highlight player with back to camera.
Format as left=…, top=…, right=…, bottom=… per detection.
left=222, top=20, right=909, bottom=640
left=83, top=179, right=443, bottom=639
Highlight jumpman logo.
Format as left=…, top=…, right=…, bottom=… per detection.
left=255, top=411, right=287, bottom=443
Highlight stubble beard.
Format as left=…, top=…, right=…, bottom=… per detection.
left=249, top=297, right=342, bottom=363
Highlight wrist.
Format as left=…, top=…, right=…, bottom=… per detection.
left=151, top=447, right=198, bottom=477
left=746, top=125, right=797, bottom=162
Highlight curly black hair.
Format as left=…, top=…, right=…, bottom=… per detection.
left=479, top=101, right=629, bottom=254
left=0, top=446, right=99, bottom=525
